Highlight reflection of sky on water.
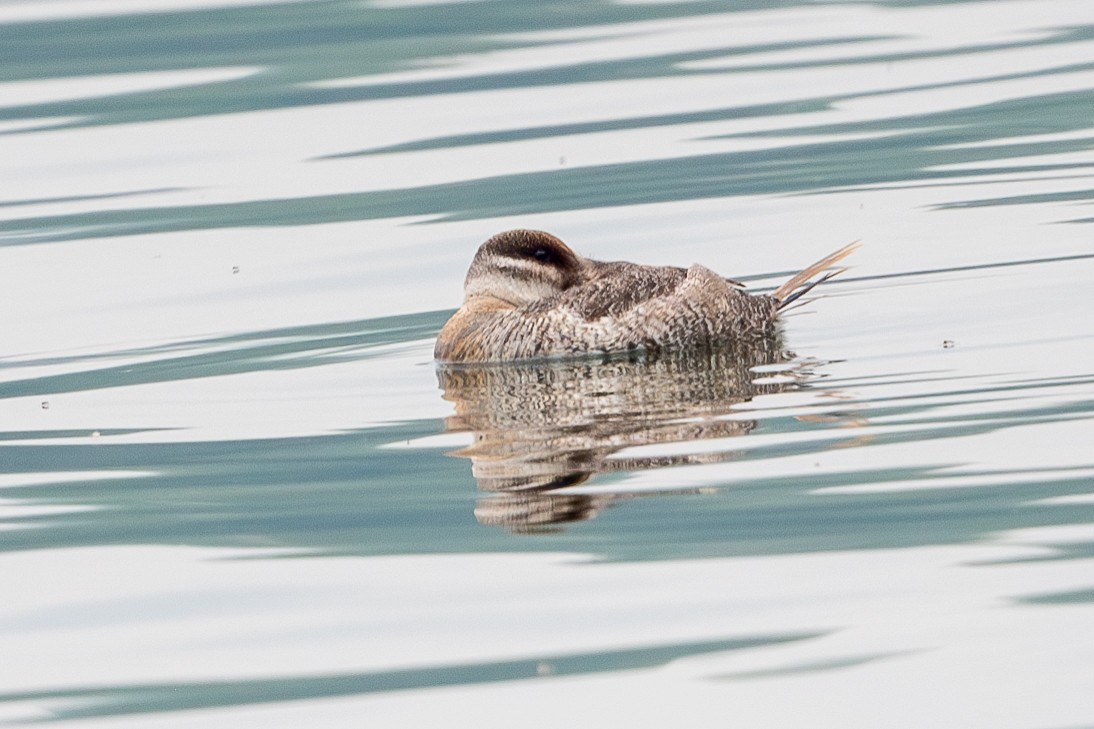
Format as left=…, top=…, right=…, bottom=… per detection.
left=3, top=540, right=1091, bottom=727
left=3, top=1, right=1094, bottom=243
left=2, top=0, right=1094, bottom=726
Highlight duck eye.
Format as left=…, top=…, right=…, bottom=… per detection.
left=532, top=247, right=552, bottom=262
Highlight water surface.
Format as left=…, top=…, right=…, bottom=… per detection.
left=2, top=0, right=1094, bottom=726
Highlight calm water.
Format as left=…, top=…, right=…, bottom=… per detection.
left=3, top=0, right=1094, bottom=726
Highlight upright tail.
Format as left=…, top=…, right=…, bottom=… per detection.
left=772, top=241, right=860, bottom=310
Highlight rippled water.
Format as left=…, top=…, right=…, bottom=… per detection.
left=3, top=0, right=1094, bottom=726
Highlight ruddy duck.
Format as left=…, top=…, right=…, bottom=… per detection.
left=435, top=229, right=857, bottom=362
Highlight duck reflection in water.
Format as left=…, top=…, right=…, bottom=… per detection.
left=437, top=339, right=798, bottom=533
left=435, top=229, right=858, bottom=532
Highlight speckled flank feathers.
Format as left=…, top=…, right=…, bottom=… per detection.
left=435, top=229, right=856, bottom=363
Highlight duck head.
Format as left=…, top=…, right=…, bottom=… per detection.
left=463, top=229, right=589, bottom=307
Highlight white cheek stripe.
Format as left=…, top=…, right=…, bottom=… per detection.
left=466, top=264, right=562, bottom=306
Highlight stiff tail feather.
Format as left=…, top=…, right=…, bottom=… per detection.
left=772, top=241, right=860, bottom=310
